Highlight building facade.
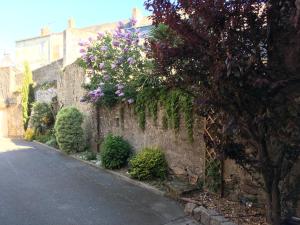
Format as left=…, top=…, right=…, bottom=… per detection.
left=15, top=8, right=152, bottom=71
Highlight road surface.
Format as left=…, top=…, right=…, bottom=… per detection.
left=0, top=138, right=198, bottom=225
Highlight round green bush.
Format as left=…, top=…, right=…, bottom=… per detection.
left=129, top=147, right=168, bottom=180
left=100, top=134, right=132, bottom=169
left=54, top=107, right=85, bottom=154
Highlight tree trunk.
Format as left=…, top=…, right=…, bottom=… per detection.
left=266, top=182, right=282, bottom=225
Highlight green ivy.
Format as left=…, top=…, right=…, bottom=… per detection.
left=161, top=90, right=181, bottom=132
left=205, top=160, right=221, bottom=193
left=135, top=88, right=159, bottom=130
left=180, top=93, right=194, bottom=142
left=134, top=88, right=194, bottom=142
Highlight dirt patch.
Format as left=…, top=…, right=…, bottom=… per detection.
left=182, top=191, right=268, bottom=225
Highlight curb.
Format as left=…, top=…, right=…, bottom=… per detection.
left=184, top=203, right=237, bottom=225
left=33, top=141, right=165, bottom=196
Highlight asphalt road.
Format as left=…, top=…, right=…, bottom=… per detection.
left=0, top=138, right=198, bottom=225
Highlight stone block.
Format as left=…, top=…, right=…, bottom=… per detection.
left=193, top=206, right=205, bottom=221
left=221, top=222, right=236, bottom=225
left=210, top=215, right=229, bottom=225
left=184, top=203, right=197, bottom=215
left=200, top=208, right=219, bottom=225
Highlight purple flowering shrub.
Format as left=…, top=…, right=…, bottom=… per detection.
left=78, top=19, right=152, bottom=107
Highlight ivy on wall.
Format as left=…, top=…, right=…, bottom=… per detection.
left=134, top=88, right=194, bottom=142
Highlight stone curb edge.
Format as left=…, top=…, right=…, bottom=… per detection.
left=32, top=141, right=165, bottom=197
left=184, top=203, right=237, bottom=225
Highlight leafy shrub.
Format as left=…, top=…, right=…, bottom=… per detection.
left=80, top=151, right=97, bottom=161
left=31, top=102, right=54, bottom=134
left=100, top=134, right=132, bottom=169
left=45, top=137, right=58, bottom=148
left=34, top=133, right=52, bottom=143
left=129, top=147, right=168, bottom=180
left=205, top=160, right=221, bottom=193
left=54, top=107, right=85, bottom=154
left=24, top=128, right=35, bottom=141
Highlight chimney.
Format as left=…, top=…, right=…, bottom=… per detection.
left=68, top=18, right=75, bottom=29
left=132, top=8, right=143, bottom=25
left=40, top=26, right=50, bottom=36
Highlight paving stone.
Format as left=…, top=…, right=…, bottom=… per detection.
left=164, top=216, right=200, bottom=225
left=210, top=215, right=229, bottom=225
left=184, top=203, right=197, bottom=215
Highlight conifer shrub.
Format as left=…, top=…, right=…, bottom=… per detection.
left=100, top=134, right=132, bottom=169
left=21, top=62, right=34, bottom=129
left=129, top=147, right=168, bottom=180
left=54, top=107, right=85, bottom=154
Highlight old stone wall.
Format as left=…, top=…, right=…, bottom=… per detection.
left=7, top=94, right=24, bottom=138
left=99, top=105, right=206, bottom=178
left=57, top=62, right=97, bottom=149
left=35, top=88, right=57, bottom=103
left=0, top=67, right=24, bottom=138
left=58, top=62, right=206, bottom=179
left=32, top=59, right=63, bottom=85
left=57, top=62, right=300, bottom=217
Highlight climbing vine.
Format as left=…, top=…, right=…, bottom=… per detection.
left=180, top=93, right=194, bottom=142
left=205, top=160, right=221, bottom=193
left=135, top=88, right=194, bottom=142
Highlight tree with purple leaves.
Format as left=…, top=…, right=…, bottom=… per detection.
left=144, top=0, right=300, bottom=224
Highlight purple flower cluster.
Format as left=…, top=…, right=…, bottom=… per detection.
left=112, top=41, right=120, bottom=47
left=100, top=46, right=108, bottom=51
left=97, top=32, right=104, bottom=39
left=130, top=18, right=137, bottom=26
left=99, top=63, right=105, bottom=70
left=78, top=40, right=89, bottom=47
left=127, top=57, right=136, bottom=65
left=127, top=98, right=134, bottom=104
left=78, top=18, right=147, bottom=106
left=103, top=74, right=110, bottom=81
left=115, top=83, right=124, bottom=97
left=88, top=87, right=104, bottom=102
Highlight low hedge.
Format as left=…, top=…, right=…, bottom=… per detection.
left=129, top=147, right=168, bottom=180
left=100, top=134, right=132, bottom=169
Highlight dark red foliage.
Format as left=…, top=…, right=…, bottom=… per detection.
left=145, top=1, right=300, bottom=224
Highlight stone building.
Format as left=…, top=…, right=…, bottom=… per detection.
left=0, top=54, right=23, bottom=137
left=16, top=8, right=152, bottom=71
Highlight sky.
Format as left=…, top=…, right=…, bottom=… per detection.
left=0, top=0, right=150, bottom=56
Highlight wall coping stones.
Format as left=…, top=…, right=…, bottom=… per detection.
left=184, top=203, right=237, bottom=225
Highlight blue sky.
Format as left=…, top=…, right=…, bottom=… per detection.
left=0, top=0, right=150, bottom=56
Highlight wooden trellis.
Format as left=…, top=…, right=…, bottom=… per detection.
left=204, top=115, right=224, bottom=196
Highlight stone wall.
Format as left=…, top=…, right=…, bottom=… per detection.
left=57, top=62, right=300, bottom=217
left=35, top=88, right=57, bottom=103
left=99, top=105, right=206, bottom=178
left=58, top=62, right=206, bottom=179
left=56, top=63, right=261, bottom=182
left=7, top=94, right=24, bottom=138
left=32, top=59, right=63, bottom=84
left=0, top=67, right=24, bottom=138
left=57, top=62, right=97, bottom=149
